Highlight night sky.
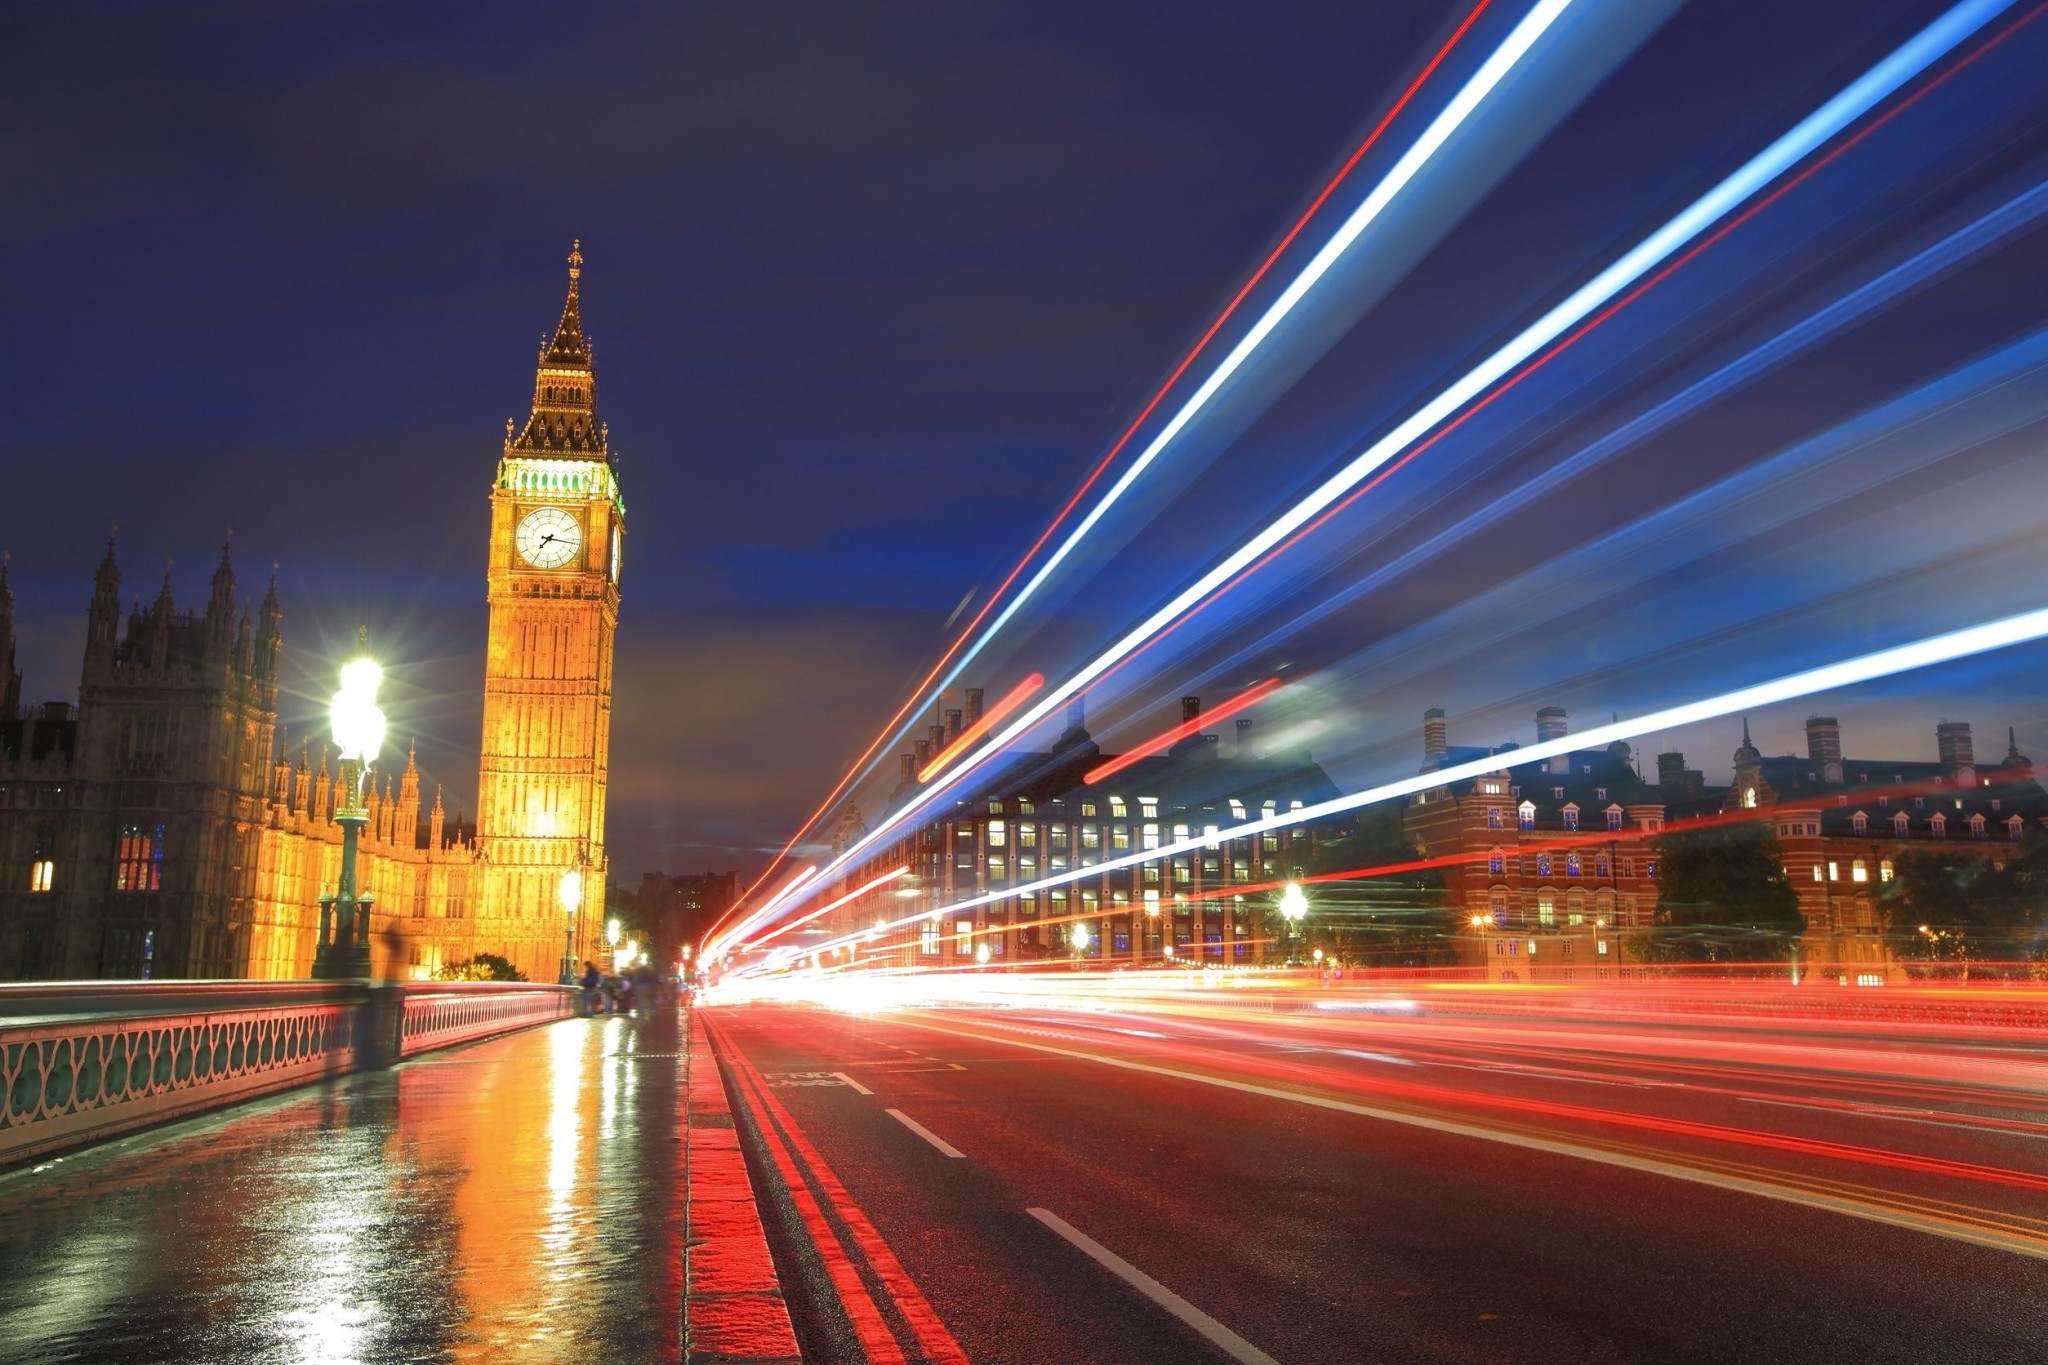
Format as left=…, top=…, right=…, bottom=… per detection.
left=6, top=1, right=2045, bottom=880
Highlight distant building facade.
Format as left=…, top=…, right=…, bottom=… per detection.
left=811, top=695, right=1347, bottom=967
left=1406, top=706, right=2048, bottom=982
left=0, top=247, right=622, bottom=982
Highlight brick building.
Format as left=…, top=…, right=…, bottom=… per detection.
left=812, top=695, right=1345, bottom=967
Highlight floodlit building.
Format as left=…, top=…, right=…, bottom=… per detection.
left=0, top=247, right=622, bottom=982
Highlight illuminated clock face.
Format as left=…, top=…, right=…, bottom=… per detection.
left=516, top=507, right=581, bottom=569
left=611, top=526, right=622, bottom=583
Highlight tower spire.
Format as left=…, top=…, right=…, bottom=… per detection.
left=509, top=241, right=605, bottom=459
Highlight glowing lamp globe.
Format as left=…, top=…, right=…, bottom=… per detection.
left=1279, top=882, right=1309, bottom=924
left=558, top=870, right=584, bottom=916
left=331, top=655, right=386, bottom=764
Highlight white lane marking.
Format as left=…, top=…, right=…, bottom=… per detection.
left=1028, top=1207, right=1282, bottom=1365
left=887, top=1108, right=966, bottom=1158
left=832, top=1071, right=874, bottom=1095
left=894, top=1018, right=2048, bottom=1263
left=1739, top=1096, right=2048, bottom=1141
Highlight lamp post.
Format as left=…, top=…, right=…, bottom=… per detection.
left=1279, top=881, right=1308, bottom=966
left=314, top=629, right=385, bottom=980
left=558, top=869, right=584, bottom=985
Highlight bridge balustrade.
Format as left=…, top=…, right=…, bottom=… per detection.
left=0, top=980, right=575, bottom=1167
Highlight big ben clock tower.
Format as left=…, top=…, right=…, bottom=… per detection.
left=476, top=241, right=623, bottom=978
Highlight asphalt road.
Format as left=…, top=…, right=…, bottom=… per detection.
left=706, top=997, right=2048, bottom=1365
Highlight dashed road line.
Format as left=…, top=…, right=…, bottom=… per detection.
left=1028, top=1207, right=1281, bottom=1365
left=888, top=1109, right=966, bottom=1158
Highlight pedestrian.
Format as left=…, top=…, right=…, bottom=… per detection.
left=579, top=960, right=600, bottom=1015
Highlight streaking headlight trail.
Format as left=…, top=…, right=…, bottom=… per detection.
left=729, top=0, right=2023, bottom=945
left=785, top=600, right=2048, bottom=962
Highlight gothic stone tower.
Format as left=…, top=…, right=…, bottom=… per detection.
left=476, top=242, right=623, bottom=979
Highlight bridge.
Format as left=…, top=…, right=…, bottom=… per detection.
left=2, top=975, right=2045, bottom=1363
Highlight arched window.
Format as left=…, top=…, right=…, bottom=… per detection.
left=1851, top=812, right=1867, bottom=836
left=1488, top=848, right=1505, bottom=875
left=1566, top=852, right=1582, bottom=877
left=1536, top=853, right=1552, bottom=877
left=1518, top=801, right=1536, bottom=831
left=1486, top=806, right=1502, bottom=830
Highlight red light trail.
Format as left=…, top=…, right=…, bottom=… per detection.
left=1082, top=678, right=1283, bottom=786
left=917, top=673, right=1045, bottom=783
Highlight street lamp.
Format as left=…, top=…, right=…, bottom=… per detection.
left=314, top=629, right=384, bottom=980
left=1279, top=881, right=1308, bottom=965
left=558, top=869, right=584, bottom=985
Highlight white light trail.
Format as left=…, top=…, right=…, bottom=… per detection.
left=722, top=0, right=2015, bottom=953
left=784, top=601, right=2048, bottom=962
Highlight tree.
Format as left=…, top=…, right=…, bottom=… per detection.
left=1646, top=821, right=1804, bottom=962
left=433, top=952, right=526, bottom=982
left=1880, top=831, right=2048, bottom=974
left=1260, top=804, right=1456, bottom=967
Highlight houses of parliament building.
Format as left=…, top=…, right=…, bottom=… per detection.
left=0, top=246, right=623, bottom=982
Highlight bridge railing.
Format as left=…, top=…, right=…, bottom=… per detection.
left=0, top=980, right=576, bottom=1168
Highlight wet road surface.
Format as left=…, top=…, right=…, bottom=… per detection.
left=710, top=1001, right=2048, bottom=1365
left=0, top=1010, right=684, bottom=1364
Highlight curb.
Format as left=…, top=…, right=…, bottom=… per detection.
left=685, top=1007, right=803, bottom=1365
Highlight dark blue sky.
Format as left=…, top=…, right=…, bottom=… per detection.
left=4, top=0, right=2040, bottom=877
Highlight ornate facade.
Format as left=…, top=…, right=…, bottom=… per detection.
left=0, top=247, right=621, bottom=983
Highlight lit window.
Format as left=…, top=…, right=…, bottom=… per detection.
left=1019, top=825, right=1037, bottom=848
left=1595, top=856, right=1609, bottom=878
left=987, top=821, right=1006, bottom=847
left=1851, top=859, right=1868, bottom=883
left=1563, top=808, right=1579, bottom=832
left=1812, top=865, right=1823, bottom=882
left=1140, top=800, right=1159, bottom=820
left=1827, top=861, right=1839, bottom=882
left=956, top=921, right=974, bottom=955
left=1261, top=831, right=1278, bottom=853
left=1537, top=853, right=1552, bottom=877
left=1051, top=824, right=1068, bottom=847
left=1566, top=853, right=1582, bottom=877
left=1018, top=799, right=1035, bottom=815
left=988, top=856, right=1006, bottom=880
left=1880, top=859, right=1895, bottom=882
left=1229, top=800, right=1246, bottom=820
left=1487, top=806, right=1502, bottom=830
left=1109, top=797, right=1127, bottom=818
left=989, top=799, right=1004, bottom=815
left=1743, top=787, right=1757, bottom=809
left=1142, top=822, right=1160, bottom=851
left=114, top=823, right=164, bottom=892
left=1143, top=890, right=1160, bottom=916
left=1538, top=892, right=1555, bottom=927
left=1488, top=849, right=1505, bottom=875
left=1082, top=827, right=1100, bottom=849
left=1606, top=808, right=1623, bottom=831
left=1112, top=826, right=1131, bottom=851
left=1518, top=801, right=1536, bottom=831
left=920, top=919, right=941, bottom=955
left=30, top=860, right=54, bottom=893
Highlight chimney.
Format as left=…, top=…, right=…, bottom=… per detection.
left=1657, top=751, right=1687, bottom=789
left=1423, top=708, right=1447, bottom=763
left=928, top=723, right=945, bottom=753
left=1806, top=715, right=1843, bottom=783
left=1065, top=696, right=1085, bottom=734
left=945, top=709, right=963, bottom=743
left=1537, top=706, right=1569, bottom=775
left=1937, top=720, right=1975, bottom=783
left=1236, top=716, right=1253, bottom=757
left=964, top=688, right=984, bottom=726
left=913, top=738, right=931, bottom=772
left=899, top=752, right=916, bottom=783
left=1181, top=695, right=1201, bottom=725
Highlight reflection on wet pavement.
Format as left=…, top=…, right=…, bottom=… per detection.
left=0, top=1010, right=684, bottom=1363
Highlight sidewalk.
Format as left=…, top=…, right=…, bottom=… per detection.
left=0, top=1010, right=690, bottom=1362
